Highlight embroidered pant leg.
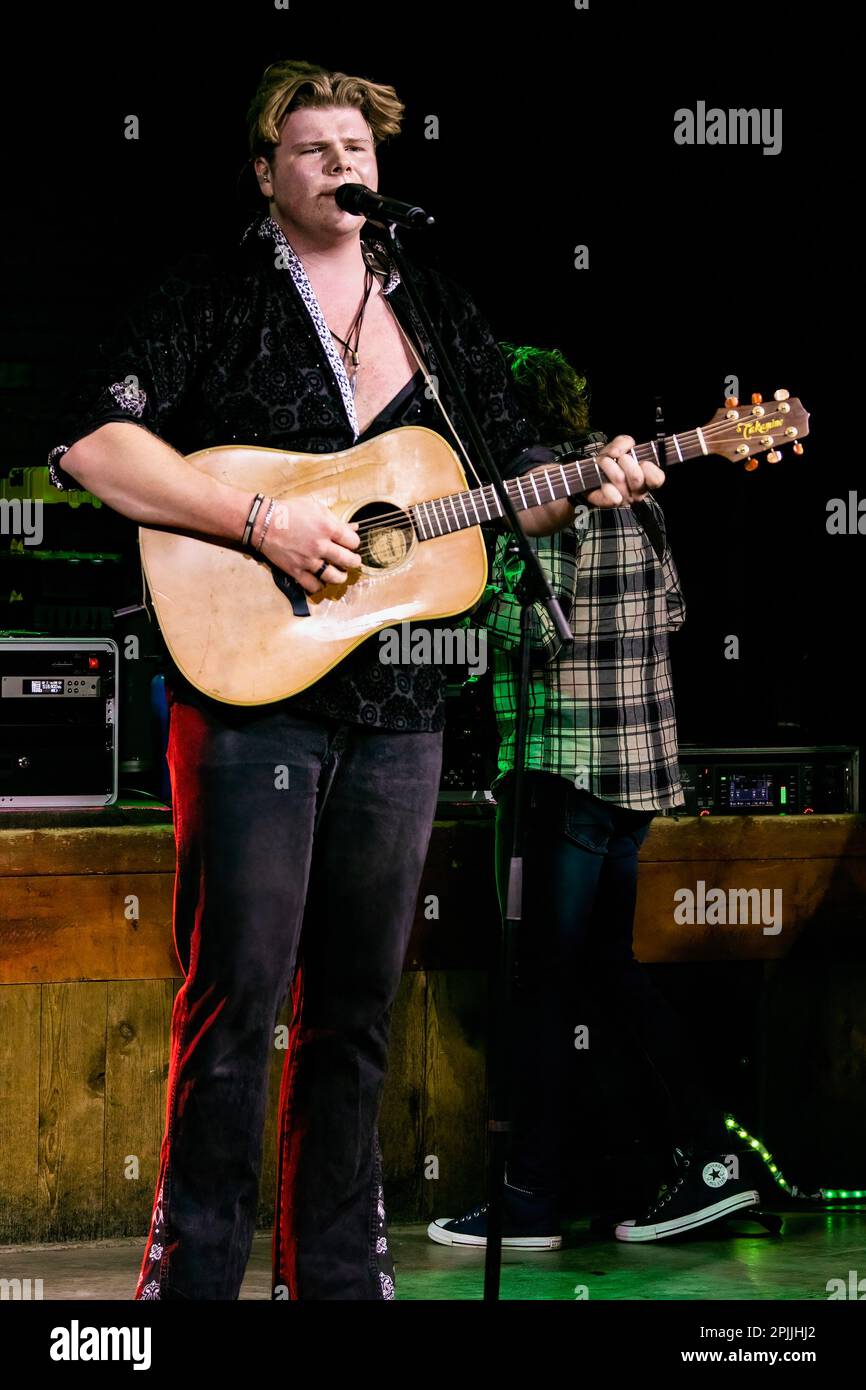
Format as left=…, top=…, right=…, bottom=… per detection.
left=134, top=698, right=334, bottom=1300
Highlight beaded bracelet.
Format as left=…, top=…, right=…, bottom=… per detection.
left=255, top=497, right=276, bottom=552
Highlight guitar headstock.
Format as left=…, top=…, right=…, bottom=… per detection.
left=702, top=390, right=810, bottom=470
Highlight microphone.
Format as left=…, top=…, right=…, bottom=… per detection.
left=334, top=183, right=435, bottom=230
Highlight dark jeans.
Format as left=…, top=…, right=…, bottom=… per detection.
left=494, top=772, right=724, bottom=1197
left=133, top=692, right=443, bottom=1300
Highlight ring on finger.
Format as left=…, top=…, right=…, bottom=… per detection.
left=314, top=560, right=328, bottom=581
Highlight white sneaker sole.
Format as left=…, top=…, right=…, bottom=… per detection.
left=614, top=1189, right=761, bottom=1242
left=427, top=1219, right=562, bottom=1250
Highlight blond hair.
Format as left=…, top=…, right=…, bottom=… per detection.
left=247, top=58, right=404, bottom=161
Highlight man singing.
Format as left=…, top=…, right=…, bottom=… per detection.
left=47, top=61, right=663, bottom=1299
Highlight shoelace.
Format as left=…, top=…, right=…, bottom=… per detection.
left=454, top=1185, right=552, bottom=1225
left=455, top=1205, right=489, bottom=1225
left=648, top=1147, right=693, bottom=1216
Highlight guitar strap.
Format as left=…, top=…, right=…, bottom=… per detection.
left=630, top=499, right=667, bottom=564
left=381, top=292, right=486, bottom=491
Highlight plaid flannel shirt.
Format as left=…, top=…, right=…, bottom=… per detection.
left=471, top=497, right=687, bottom=810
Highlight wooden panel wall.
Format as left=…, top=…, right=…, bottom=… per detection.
left=0, top=971, right=486, bottom=1242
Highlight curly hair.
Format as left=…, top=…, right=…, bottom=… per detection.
left=246, top=58, right=405, bottom=162
left=499, top=342, right=590, bottom=442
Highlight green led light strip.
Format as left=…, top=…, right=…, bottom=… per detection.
left=724, top=1114, right=866, bottom=1201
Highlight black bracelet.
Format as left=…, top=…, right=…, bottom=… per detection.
left=242, top=493, right=265, bottom=549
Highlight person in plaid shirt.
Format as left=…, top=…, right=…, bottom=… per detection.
left=478, top=446, right=686, bottom=811
left=428, top=347, right=760, bottom=1250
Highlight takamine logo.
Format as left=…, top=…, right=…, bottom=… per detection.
left=736, top=416, right=784, bottom=438
left=49, top=1321, right=152, bottom=1370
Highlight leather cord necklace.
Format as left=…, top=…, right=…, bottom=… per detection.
left=328, top=265, right=375, bottom=395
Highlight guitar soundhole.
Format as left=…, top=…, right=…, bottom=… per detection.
left=350, top=501, right=415, bottom=570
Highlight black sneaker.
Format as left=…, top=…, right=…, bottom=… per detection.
left=427, top=1180, right=562, bottom=1250
left=614, top=1141, right=760, bottom=1243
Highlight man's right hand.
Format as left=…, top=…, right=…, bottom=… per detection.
left=256, top=497, right=362, bottom=593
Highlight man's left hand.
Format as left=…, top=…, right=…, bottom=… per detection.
left=517, top=434, right=666, bottom=537
left=584, top=434, right=664, bottom=508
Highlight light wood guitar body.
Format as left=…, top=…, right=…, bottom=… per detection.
left=139, top=427, right=487, bottom=705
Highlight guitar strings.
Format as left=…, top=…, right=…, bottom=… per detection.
left=329, top=410, right=801, bottom=541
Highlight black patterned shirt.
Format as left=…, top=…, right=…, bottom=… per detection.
left=47, top=213, right=557, bottom=731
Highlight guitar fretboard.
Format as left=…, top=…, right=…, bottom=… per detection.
left=410, top=431, right=706, bottom=541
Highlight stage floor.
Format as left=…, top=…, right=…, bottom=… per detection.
left=2, top=1210, right=862, bottom=1300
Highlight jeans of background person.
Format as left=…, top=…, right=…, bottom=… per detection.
left=494, top=772, right=724, bottom=1197
left=133, top=691, right=443, bottom=1300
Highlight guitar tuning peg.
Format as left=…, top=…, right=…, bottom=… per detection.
left=773, top=388, right=791, bottom=401
left=793, top=442, right=804, bottom=455
left=745, top=457, right=760, bottom=471
left=751, top=393, right=763, bottom=405
left=767, top=450, right=782, bottom=464
left=725, top=395, right=739, bottom=408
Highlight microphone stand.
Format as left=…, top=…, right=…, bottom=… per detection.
left=377, top=219, right=586, bottom=1300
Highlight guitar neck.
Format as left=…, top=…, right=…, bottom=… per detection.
left=410, top=428, right=707, bottom=541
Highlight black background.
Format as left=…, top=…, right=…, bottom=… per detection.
left=0, top=0, right=851, bottom=755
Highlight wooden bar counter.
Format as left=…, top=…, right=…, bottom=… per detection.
left=1, top=805, right=864, bottom=1242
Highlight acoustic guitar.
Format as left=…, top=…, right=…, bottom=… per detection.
left=139, top=390, right=809, bottom=705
